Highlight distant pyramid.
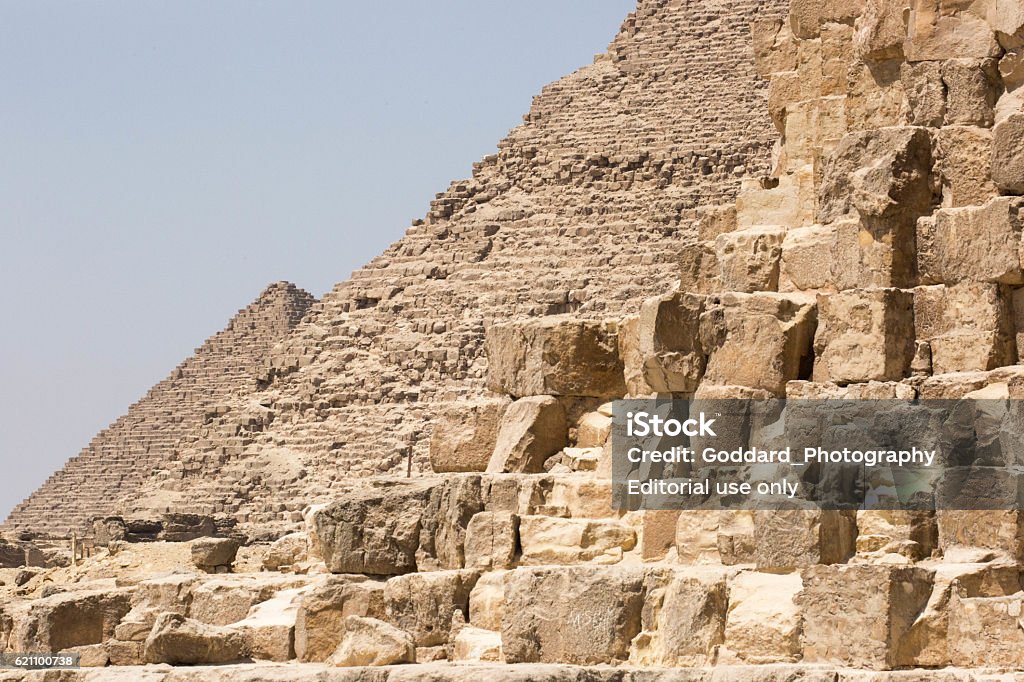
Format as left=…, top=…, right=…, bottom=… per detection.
left=3, top=282, right=315, bottom=536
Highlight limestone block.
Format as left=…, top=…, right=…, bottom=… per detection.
left=854, top=0, right=911, bottom=62
left=934, top=126, right=999, bottom=208
left=486, top=318, right=625, bottom=399
left=464, top=511, right=518, bottom=570
left=903, top=562, right=1022, bottom=666
left=429, top=398, right=509, bottom=473
left=797, top=565, right=934, bottom=669
left=845, top=58, right=908, bottom=132
left=501, top=566, right=645, bottom=664
left=469, top=570, right=506, bottom=632
left=736, top=166, right=816, bottom=229
left=780, top=224, right=837, bottom=292
left=698, top=204, right=738, bottom=241
left=631, top=292, right=706, bottom=395
left=230, top=586, right=307, bottom=662
left=901, top=61, right=946, bottom=126
left=751, top=19, right=799, bottom=76
left=190, top=537, right=239, bottom=572
left=187, top=575, right=305, bottom=627
left=822, top=23, right=856, bottom=98
left=576, top=409, right=611, bottom=448
left=813, top=288, right=915, bottom=383
left=948, top=591, right=1024, bottom=667
left=1013, top=288, right=1024, bottom=355
left=487, top=396, right=568, bottom=474
left=754, top=508, right=857, bottom=570
left=630, top=568, right=728, bottom=666
left=262, top=532, right=307, bottom=572
left=723, top=571, right=802, bottom=664
left=641, top=510, right=680, bottom=561
left=937, top=510, right=1024, bottom=561
left=941, top=58, right=999, bottom=126
left=971, top=0, right=1024, bottom=40
left=904, top=0, right=1001, bottom=61
left=675, top=510, right=756, bottom=566
left=992, top=113, right=1024, bottom=194
left=10, top=589, right=131, bottom=653
left=328, top=616, right=415, bottom=667
left=931, top=197, right=1024, bottom=284
left=700, top=292, right=817, bottom=396
left=679, top=241, right=721, bottom=295
left=451, top=625, right=503, bottom=662
left=855, top=509, right=937, bottom=559
left=618, top=315, right=654, bottom=397
left=295, top=577, right=385, bottom=662
left=143, top=612, right=247, bottom=665
left=714, top=226, right=785, bottom=293
left=383, top=569, right=479, bottom=647
left=818, top=127, right=934, bottom=236
left=913, top=283, right=1014, bottom=374
left=518, top=516, right=636, bottom=566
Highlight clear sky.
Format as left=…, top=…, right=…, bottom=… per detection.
left=0, top=1, right=635, bottom=521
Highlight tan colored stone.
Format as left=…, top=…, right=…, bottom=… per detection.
left=934, top=125, right=999, bottom=208
left=230, top=586, right=308, bottom=662
left=813, top=288, right=915, bottom=383
left=752, top=19, right=799, bottom=76
left=487, top=396, right=568, bottom=474
left=901, top=61, right=946, bottom=126
left=10, top=589, right=131, bottom=654
left=942, top=58, right=999, bottom=126
left=854, top=0, right=911, bottom=62
left=383, top=569, right=479, bottom=647
left=931, top=197, right=1024, bottom=284
left=464, top=511, right=518, bottom=570
left=630, top=568, right=728, bottom=666
left=992, top=113, right=1024, bottom=194
left=451, top=625, right=503, bottom=663
left=797, top=564, right=934, bottom=669
left=937, top=510, right=1024, bottom=561
left=948, top=590, right=1024, bottom=667
left=328, top=616, right=415, bottom=667
left=913, top=283, right=1014, bottom=374
left=190, top=537, right=239, bottom=572
left=633, top=292, right=706, bottom=395
left=714, top=226, right=786, bottom=293
left=575, top=409, right=611, bottom=448
left=700, top=292, right=817, bottom=396
left=723, top=571, right=802, bottom=664
left=641, top=510, right=680, bottom=561
left=295, top=577, right=385, bottom=663
left=486, top=318, right=625, bottom=399
left=429, top=399, right=509, bottom=473
left=518, top=516, right=636, bottom=566
left=736, top=166, right=817, bottom=229
left=905, top=0, right=1001, bottom=61
left=754, top=508, right=857, bottom=571
left=143, top=612, right=247, bottom=665
left=855, top=509, right=936, bottom=560
left=468, top=570, right=506, bottom=632
left=262, top=532, right=307, bottom=572
left=780, top=224, right=838, bottom=292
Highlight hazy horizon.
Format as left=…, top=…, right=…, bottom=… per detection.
left=0, top=0, right=635, bottom=521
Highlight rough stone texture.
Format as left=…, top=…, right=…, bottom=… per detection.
left=429, top=399, right=509, bottom=473
left=143, top=613, right=247, bottom=665
left=487, top=397, right=568, bottom=474
left=517, top=516, right=636, bottom=566
left=463, top=512, right=518, bottom=571
left=913, top=283, right=1015, bottom=374
left=383, top=570, right=479, bottom=647
left=190, top=538, right=239, bottom=572
left=486, top=318, right=625, bottom=399
left=722, top=571, right=802, bottom=664
left=929, top=197, right=1024, bottom=285
left=327, top=616, right=415, bottom=667
left=9, top=589, right=131, bottom=653
left=813, top=288, right=915, bottom=384
left=294, top=578, right=385, bottom=663
left=754, top=508, right=857, bottom=571
left=992, top=113, right=1024, bottom=194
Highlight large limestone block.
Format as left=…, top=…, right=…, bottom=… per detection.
left=383, top=569, right=479, bottom=647
left=818, top=128, right=934, bottom=239
left=429, top=398, right=509, bottom=473
left=780, top=224, right=837, bottom=293
left=230, top=586, right=307, bottom=662
left=913, top=283, right=1015, bottom=374
left=619, top=315, right=655, bottom=397
left=262, top=532, right=308, bottom=572
left=187, top=575, right=302, bottom=627
left=813, top=288, right=915, bottom=383
left=294, top=577, right=384, bottom=662
left=314, top=477, right=481, bottom=575
left=451, top=625, right=503, bottom=662
left=486, top=318, right=625, bottom=399
left=700, top=292, right=817, bottom=396
left=190, top=537, right=239, bottom=572
left=641, top=510, right=681, bottom=561
left=934, top=126, right=999, bottom=208
left=736, top=166, right=816, bottom=229
left=501, top=566, right=645, bottom=664
left=11, top=589, right=131, bottom=653
left=971, top=0, right=1024, bottom=39
left=931, top=197, right=1024, bottom=284
left=576, top=409, right=611, bottom=448
left=632, top=292, right=706, bottom=395
left=143, top=612, right=247, bottom=665
left=901, top=61, right=946, bottom=126
left=675, top=510, right=757, bottom=566
left=464, top=511, right=518, bottom=570
left=328, top=616, right=415, bottom=667
left=714, top=226, right=786, bottom=293
left=487, top=396, right=568, bottom=474
left=948, top=591, right=1024, bottom=667
left=937, top=510, right=1024, bottom=561
left=855, top=0, right=912, bottom=62
left=992, top=113, right=1024, bottom=194
left=723, top=571, right=802, bottom=664
left=797, top=564, right=934, bottom=669
left=469, top=570, right=506, bottom=632
left=846, top=59, right=908, bottom=133
left=941, top=58, right=999, bottom=126
left=856, top=509, right=937, bottom=560
left=754, top=508, right=857, bottom=571
left=751, top=18, right=798, bottom=76
left=518, top=516, right=636, bottom=566
left=630, top=568, right=728, bottom=666
left=904, top=0, right=1001, bottom=61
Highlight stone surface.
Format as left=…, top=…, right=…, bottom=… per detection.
left=383, top=570, right=479, bottom=647
left=723, top=571, right=802, bottom=664
left=328, top=616, right=415, bottom=667
left=992, top=113, right=1024, bottom=194
left=754, top=508, right=857, bottom=571
left=487, top=397, right=568, bottom=474
left=429, top=399, right=509, bottom=473
left=930, top=196, right=1024, bottom=285
left=190, top=538, right=239, bottom=571
left=517, top=516, right=636, bottom=566
left=631, top=292, right=706, bottom=395
left=143, top=612, right=247, bottom=665
left=294, top=578, right=385, bottom=663
left=463, top=512, right=518, bottom=570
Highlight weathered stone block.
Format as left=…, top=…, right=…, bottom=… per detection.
left=797, top=564, right=934, bottom=669
left=723, top=571, right=802, bottom=664
left=641, top=510, right=680, bottom=561
left=143, top=612, right=247, bottom=665
left=429, top=398, right=509, bottom=473
left=11, top=589, right=131, bottom=653
left=813, top=288, right=915, bottom=383
left=714, top=226, right=786, bottom=293
left=576, top=409, right=611, bottom=448
left=700, top=292, right=817, bottom=396
left=518, top=516, right=636, bottom=566
left=632, top=292, right=706, bottom=395
left=754, top=508, right=857, bottom=571
left=941, top=58, right=999, bottom=126
left=383, top=569, right=479, bottom=647
left=451, top=625, right=503, bottom=662
left=904, top=0, right=1001, bottom=62
left=487, top=396, right=567, bottom=474
left=486, top=318, right=625, bottom=399
left=752, top=19, right=799, bottom=76
left=931, top=197, right=1024, bottom=284
left=468, top=570, right=506, bottom=632
left=190, top=537, right=239, bottom=572
left=854, top=0, right=911, bottom=62
left=937, top=510, right=1024, bottom=561
left=630, top=568, right=728, bottom=666
left=949, top=591, right=1024, bottom=667
left=780, top=224, right=837, bottom=292
left=913, top=283, right=1015, bottom=374
left=934, top=125, right=999, bottom=208
left=464, top=511, right=518, bottom=570
left=901, top=61, right=946, bottom=126
left=992, top=113, right=1024, bottom=194
left=295, top=577, right=384, bottom=662
left=328, top=616, right=415, bottom=667
left=501, top=566, right=645, bottom=664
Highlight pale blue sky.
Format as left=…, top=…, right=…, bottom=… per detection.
left=0, top=1, right=635, bottom=520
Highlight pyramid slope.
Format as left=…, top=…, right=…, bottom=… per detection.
left=3, top=282, right=315, bottom=536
